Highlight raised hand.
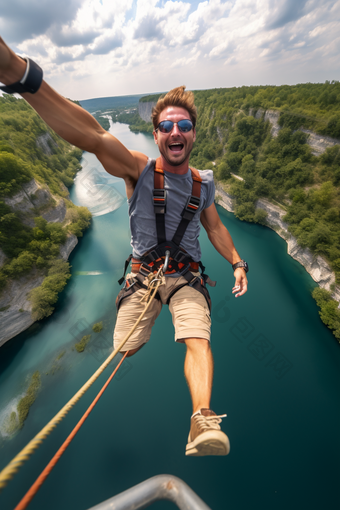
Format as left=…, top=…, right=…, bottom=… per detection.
left=0, top=36, right=26, bottom=85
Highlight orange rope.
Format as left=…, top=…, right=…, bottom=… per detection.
left=14, top=351, right=129, bottom=510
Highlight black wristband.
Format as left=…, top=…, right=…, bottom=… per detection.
left=0, top=57, right=43, bottom=95
left=232, top=260, right=249, bottom=273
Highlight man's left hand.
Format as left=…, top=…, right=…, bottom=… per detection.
left=232, top=268, right=248, bottom=298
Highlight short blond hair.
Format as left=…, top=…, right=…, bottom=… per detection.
left=151, top=86, right=197, bottom=130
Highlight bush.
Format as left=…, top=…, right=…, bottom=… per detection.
left=75, top=335, right=91, bottom=352
left=28, top=260, right=71, bottom=320
left=4, top=251, right=36, bottom=277
left=67, top=207, right=92, bottom=237
left=92, top=321, right=103, bottom=333
left=254, top=208, right=268, bottom=224
left=17, top=371, right=41, bottom=428
left=312, top=288, right=340, bottom=341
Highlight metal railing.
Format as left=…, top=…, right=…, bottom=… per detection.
left=87, top=474, right=212, bottom=510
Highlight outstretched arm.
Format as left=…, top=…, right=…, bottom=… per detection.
left=200, top=202, right=248, bottom=297
left=0, top=37, right=143, bottom=183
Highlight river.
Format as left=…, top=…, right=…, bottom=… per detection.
left=0, top=121, right=339, bottom=510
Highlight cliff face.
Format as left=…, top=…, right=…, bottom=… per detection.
left=0, top=179, right=78, bottom=347
left=215, top=187, right=339, bottom=304
left=138, top=101, right=157, bottom=123
left=249, top=108, right=340, bottom=154
left=215, top=181, right=235, bottom=212
left=36, top=132, right=58, bottom=156
left=255, top=199, right=337, bottom=293
left=4, top=178, right=67, bottom=227
left=0, top=233, right=77, bottom=348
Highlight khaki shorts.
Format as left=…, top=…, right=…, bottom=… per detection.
left=113, top=272, right=211, bottom=352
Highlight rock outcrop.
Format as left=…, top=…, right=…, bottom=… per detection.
left=138, top=101, right=157, bottom=123
left=255, top=198, right=288, bottom=234
left=214, top=181, right=235, bottom=212
left=249, top=108, right=340, bottom=154
left=215, top=189, right=339, bottom=304
left=299, top=129, right=340, bottom=156
left=60, top=234, right=78, bottom=260
left=36, top=133, right=58, bottom=156
left=264, top=110, right=281, bottom=137
left=255, top=198, right=338, bottom=297
left=4, top=179, right=66, bottom=227
left=0, top=178, right=80, bottom=346
left=0, top=234, right=78, bottom=347
left=0, top=271, right=45, bottom=348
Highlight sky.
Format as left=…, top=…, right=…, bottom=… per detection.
left=1, top=0, right=340, bottom=100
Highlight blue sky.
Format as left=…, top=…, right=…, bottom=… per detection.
left=1, top=0, right=339, bottom=100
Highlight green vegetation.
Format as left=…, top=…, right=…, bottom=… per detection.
left=17, top=371, right=41, bottom=428
left=312, top=288, right=340, bottom=342
left=139, top=94, right=162, bottom=103
left=0, top=305, right=10, bottom=312
left=46, top=350, right=67, bottom=375
left=75, top=334, right=91, bottom=352
left=0, top=95, right=83, bottom=195
left=56, top=350, right=66, bottom=360
left=93, top=114, right=110, bottom=131
left=92, top=321, right=103, bottom=332
left=66, top=204, right=92, bottom=237
left=29, top=260, right=71, bottom=320
left=0, top=96, right=92, bottom=313
left=3, top=411, right=18, bottom=435
left=116, top=111, right=154, bottom=133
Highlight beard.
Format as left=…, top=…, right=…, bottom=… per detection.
left=158, top=142, right=193, bottom=167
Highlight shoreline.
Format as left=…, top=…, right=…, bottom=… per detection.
left=214, top=180, right=340, bottom=307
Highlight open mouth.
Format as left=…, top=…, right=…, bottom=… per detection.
left=169, top=142, right=184, bottom=152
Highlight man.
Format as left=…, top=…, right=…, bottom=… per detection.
left=0, top=37, right=248, bottom=456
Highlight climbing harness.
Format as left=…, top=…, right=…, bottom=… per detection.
left=0, top=267, right=165, bottom=495
left=118, top=158, right=216, bottom=311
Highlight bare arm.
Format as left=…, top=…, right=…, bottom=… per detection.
left=200, top=202, right=248, bottom=297
left=0, top=37, right=144, bottom=184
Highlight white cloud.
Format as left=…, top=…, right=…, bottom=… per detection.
left=1, top=0, right=340, bottom=99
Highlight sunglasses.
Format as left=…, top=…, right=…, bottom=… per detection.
left=156, top=119, right=194, bottom=133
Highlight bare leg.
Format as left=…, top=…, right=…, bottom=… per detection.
left=183, top=338, right=214, bottom=414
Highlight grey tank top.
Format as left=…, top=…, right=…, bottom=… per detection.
left=128, top=158, right=215, bottom=261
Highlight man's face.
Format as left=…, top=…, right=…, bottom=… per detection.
left=153, top=106, right=196, bottom=167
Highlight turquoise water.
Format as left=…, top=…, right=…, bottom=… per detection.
left=0, top=122, right=340, bottom=510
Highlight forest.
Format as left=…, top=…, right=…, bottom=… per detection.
left=0, top=95, right=91, bottom=319
left=114, top=81, right=340, bottom=341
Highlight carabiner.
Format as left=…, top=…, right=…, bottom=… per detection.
left=163, top=250, right=170, bottom=273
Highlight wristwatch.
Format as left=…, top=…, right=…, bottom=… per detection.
left=232, top=260, right=249, bottom=273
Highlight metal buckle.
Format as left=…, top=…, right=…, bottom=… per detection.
left=188, top=276, right=200, bottom=287
left=139, top=263, right=152, bottom=277
left=182, top=195, right=200, bottom=220
left=124, top=278, right=137, bottom=290
left=153, top=189, right=167, bottom=214
left=172, top=249, right=190, bottom=264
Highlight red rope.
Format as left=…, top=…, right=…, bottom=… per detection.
left=14, top=351, right=129, bottom=510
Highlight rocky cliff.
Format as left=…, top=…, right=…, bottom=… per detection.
left=215, top=185, right=340, bottom=304
left=4, top=178, right=67, bottom=227
left=0, top=232, right=77, bottom=348
left=138, top=101, right=157, bottom=123
left=255, top=199, right=337, bottom=294
left=249, top=108, right=340, bottom=154
left=0, top=178, right=79, bottom=347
